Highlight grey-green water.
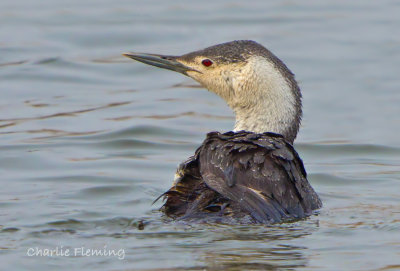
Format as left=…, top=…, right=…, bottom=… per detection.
left=1, top=1, right=399, bottom=270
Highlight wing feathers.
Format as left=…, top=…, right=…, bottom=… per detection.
left=198, top=131, right=321, bottom=223
left=161, top=131, right=322, bottom=224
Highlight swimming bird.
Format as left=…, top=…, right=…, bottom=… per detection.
left=123, top=40, right=322, bottom=224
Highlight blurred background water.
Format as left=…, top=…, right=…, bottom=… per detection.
left=1, top=0, right=399, bottom=270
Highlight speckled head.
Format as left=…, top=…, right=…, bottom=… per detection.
left=124, top=40, right=302, bottom=143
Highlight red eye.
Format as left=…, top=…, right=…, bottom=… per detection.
left=202, top=59, right=213, bottom=67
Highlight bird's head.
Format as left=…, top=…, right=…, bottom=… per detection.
left=123, top=40, right=302, bottom=142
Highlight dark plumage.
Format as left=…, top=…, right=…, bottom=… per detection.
left=160, top=131, right=322, bottom=224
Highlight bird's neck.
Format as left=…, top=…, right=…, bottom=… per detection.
left=229, top=56, right=302, bottom=143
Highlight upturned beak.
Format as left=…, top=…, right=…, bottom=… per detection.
left=123, top=53, right=199, bottom=75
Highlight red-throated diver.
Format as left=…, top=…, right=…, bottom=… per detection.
left=123, top=40, right=322, bottom=224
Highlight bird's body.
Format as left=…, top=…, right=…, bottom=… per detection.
left=124, top=40, right=322, bottom=224
left=161, top=131, right=321, bottom=224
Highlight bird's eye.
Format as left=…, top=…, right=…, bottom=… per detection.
left=202, top=59, right=213, bottom=67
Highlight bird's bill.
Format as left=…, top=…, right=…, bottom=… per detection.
left=123, top=53, right=199, bottom=75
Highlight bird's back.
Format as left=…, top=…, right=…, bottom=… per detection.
left=160, top=131, right=322, bottom=224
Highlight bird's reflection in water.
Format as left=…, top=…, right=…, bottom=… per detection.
left=196, top=222, right=316, bottom=270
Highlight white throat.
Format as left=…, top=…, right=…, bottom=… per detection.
left=187, top=55, right=301, bottom=143
left=228, top=56, right=299, bottom=141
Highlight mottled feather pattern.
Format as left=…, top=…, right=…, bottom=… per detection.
left=160, top=131, right=322, bottom=224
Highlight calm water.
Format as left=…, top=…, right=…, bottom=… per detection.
left=1, top=0, right=399, bottom=270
